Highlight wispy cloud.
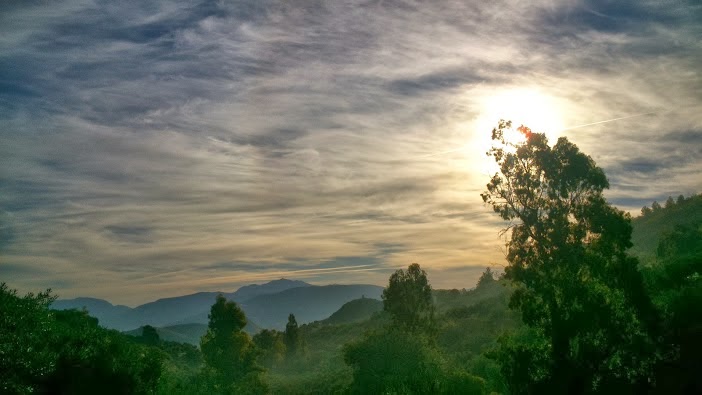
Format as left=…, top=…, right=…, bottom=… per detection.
left=1, top=0, right=700, bottom=304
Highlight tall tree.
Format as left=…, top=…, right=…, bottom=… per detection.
left=481, top=121, right=658, bottom=394
left=200, top=294, right=265, bottom=394
left=382, top=263, right=435, bottom=333
left=284, top=314, right=300, bottom=358
left=141, top=325, right=160, bottom=346
left=476, top=267, right=496, bottom=288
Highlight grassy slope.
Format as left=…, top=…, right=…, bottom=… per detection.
left=319, top=298, right=383, bottom=326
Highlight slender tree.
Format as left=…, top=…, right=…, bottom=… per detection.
left=200, top=294, right=265, bottom=394
left=284, top=314, right=300, bottom=358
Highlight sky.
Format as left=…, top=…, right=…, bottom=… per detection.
left=1, top=0, right=701, bottom=306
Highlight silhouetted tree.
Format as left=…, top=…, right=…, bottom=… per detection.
left=665, top=196, right=675, bottom=209
left=200, top=294, right=266, bottom=394
left=641, top=205, right=652, bottom=216
left=677, top=194, right=686, bottom=205
left=142, top=325, right=160, bottom=345
left=382, top=263, right=435, bottom=333
left=481, top=121, right=658, bottom=394
left=652, top=200, right=662, bottom=211
left=284, top=314, right=300, bottom=358
left=476, top=267, right=496, bottom=288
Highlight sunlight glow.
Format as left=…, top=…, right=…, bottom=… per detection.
left=471, top=88, right=565, bottom=174
left=479, top=88, right=564, bottom=141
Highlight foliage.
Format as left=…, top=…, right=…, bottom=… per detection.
left=253, top=329, right=286, bottom=368
left=344, top=329, right=432, bottom=394
left=643, top=223, right=702, bottom=393
left=284, top=313, right=301, bottom=358
left=382, top=263, right=435, bottom=333
left=344, top=328, right=486, bottom=395
left=142, top=324, right=161, bottom=345
left=476, top=267, right=496, bottom=288
left=0, top=283, right=165, bottom=395
left=481, top=121, right=658, bottom=393
left=0, top=283, right=56, bottom=394
left=49, top=309, right=165, bottom=394
left=342, top=264, right=500, bottom=394
left=200, top=294, right=266, bottom=395
left=633, top=193, right=702, bottom=258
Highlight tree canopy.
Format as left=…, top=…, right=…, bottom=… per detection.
left=382, top=263, right=435, bottom=333
left=284, top=313, right=300, bottom=358
left=481, top=121, right=658, bottom=394
left=476, top=267, right=496, bottom=288
left=200, top=294, right=266, bottom=394
left=0, top=283, right=164, bottom=395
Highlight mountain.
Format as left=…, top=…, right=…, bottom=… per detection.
left=230, top=278, right=311, bottom=302
left=319, top=297, right=383, bottom=325
left=242, top=284, right=384, bottom=329
left=50, top=279, right=378, bottom=333
left=51, top=297, right=136, bottom=329
left=128, top=292, right=221, bottom=329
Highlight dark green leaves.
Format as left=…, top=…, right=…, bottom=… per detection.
left=481, top=121, right=658, bottom=393
left=382, top=263, right=435, bottom=333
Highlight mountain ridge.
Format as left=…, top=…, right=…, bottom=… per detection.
left=52, top=279, right=382, bottom=332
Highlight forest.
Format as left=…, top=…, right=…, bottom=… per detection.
left=2, top=123, right=701, bottom=394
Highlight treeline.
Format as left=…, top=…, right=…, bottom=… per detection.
left=639, top=193, right=701, bottom=218
left=1, top=266, right=513, bottom=394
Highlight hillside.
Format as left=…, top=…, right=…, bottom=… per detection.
left=631, top=194, right=702, bottom=258
left=51, top=297, right=136, bottom=330
left=319, top=297, right=383, bottom=325
left=128, top=292, right=222, bottom=329
left=269, top=279, right=516, bottom=394
left=243, top=284, right=384, bottom=329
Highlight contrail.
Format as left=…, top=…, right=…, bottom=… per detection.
left=418, top=146, right=468, bottom=158
left=559, top=112, right=655, bottom=132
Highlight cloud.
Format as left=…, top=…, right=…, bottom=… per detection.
left=1, top=0, right=701, bottom=304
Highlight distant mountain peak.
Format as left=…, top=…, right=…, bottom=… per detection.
left=231, top=278, right=311, bottom=302
left=240, top=278, right=310, bottom=287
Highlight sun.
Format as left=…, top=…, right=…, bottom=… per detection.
left=478, top=87, right=564, bottom=143
left=470, top=87, right=565, bottom=173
